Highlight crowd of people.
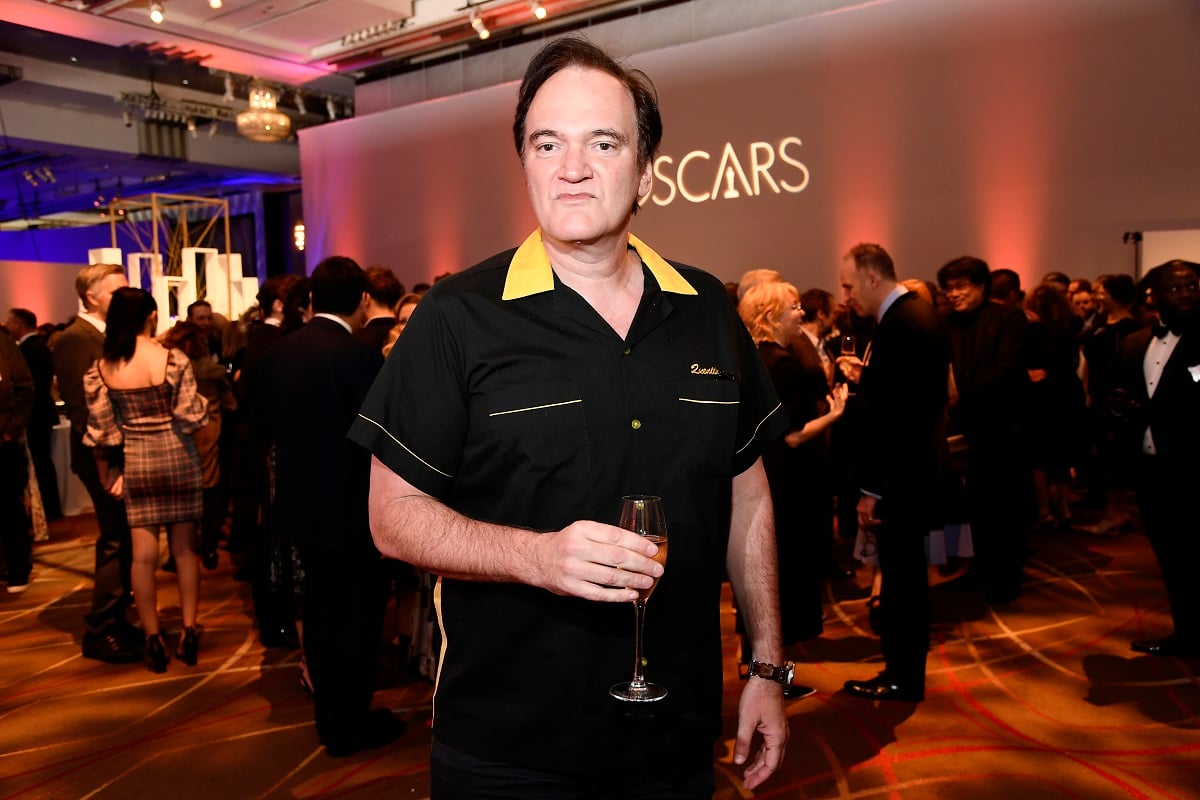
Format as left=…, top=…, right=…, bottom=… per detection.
left=0, top=35, right=1197, bottom=797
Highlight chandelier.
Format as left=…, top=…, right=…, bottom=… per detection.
left=237, top=85, right=292, bottom=143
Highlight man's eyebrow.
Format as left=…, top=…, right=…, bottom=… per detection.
left=527, top=128, right=629, bottom=143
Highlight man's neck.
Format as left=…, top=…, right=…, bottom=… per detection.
left=544, top=231, right=643, bottom=338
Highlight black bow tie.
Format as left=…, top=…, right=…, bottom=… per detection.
left=1152, top=323, right=1171, bottom=339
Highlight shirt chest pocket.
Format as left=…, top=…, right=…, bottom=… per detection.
left=671, top=379, right=741, bottom=475
left=485, top=381, right=591, bottom=487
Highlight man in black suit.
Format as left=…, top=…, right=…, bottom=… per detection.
left=0, top=329, right=34, bottom=593
left=1119, top=260, right=1200, bottom=658
left=938, top=256, right=1032, bottom=605
left=258, top=256, right=403, bottom=757
left=5, top=308, right=62, bottom=520
left=836, top=243, right=950, bottom=702
left=354, top=266, right=403, bottom=357
left=51, top=263, right=142, bottom=662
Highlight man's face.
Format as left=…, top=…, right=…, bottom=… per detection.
left=521, top=67, right=651, bottom=248
left=1155, top=265, right=1198, bottom=325
left=838, top=260, right=876, bottom=318
left=87, top=273, right=128, bottom=319
left=941, top=277, right=986, bottom=313
left=189, top=305, right=214, bottom=331
left=1070, top=291, right=1094, bottom=317
left=3, top=313, right=19, bottom=337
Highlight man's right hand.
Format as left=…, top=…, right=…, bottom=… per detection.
left=836, top=355, right=863, bottom=383
left=532, top=521, right=664, bottom=602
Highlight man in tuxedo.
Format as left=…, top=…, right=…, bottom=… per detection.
left=51, top=263, right=142, bottom=662
left=354, top=266, right=403, bottom=357
left=836, top=243, right=950, bottom=701
left=258, top=256, right=402, bottom=757
left=5, top=309, right=62, bottom=520
left=1119, top=260, right=1200, bottom=658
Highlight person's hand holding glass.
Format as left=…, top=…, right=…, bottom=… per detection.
left=610, top=495, right=669, bottom=702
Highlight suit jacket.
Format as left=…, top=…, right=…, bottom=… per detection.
left=257, top=316, right=383, bottom=549
left=353, top=316, right=397, bottom=358
left=857, top=292, right=951, bottom=524
left=19, top=335, right=58, bottom=433
left=51, top=316, right=104, bottom=436
left=0, top=334, right=34, bottom=441
left=946, top=301, right=1029, bottom=445
left=1118, top=326, right=1200, bottom=473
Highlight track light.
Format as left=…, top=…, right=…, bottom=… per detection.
left=223, top=74, right=234, bottom=103
left=295, top=93, right=307, bottom=116
left=326, top=97, right=337, bottom=120
left=122, top=108, right=132, bottom=127
left=149, top=1, right=164, bottom=24
left=208, top=119, right=219, bottom=138
left=187, top=117, right=197, bottom=137
left=530, top=0, right=547, bottom=20
left=470, top=9, right=490, bottom=40
left=209, top=0, right=222, bottom=8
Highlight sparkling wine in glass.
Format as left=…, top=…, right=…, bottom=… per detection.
left=610, top=495, right=668, bottom=703
left=842, top=334, right=857, bottom=357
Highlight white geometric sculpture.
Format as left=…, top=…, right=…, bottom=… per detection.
left=204, top=252, right=259, bottom=323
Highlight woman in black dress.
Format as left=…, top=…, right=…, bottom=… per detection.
left=84, top=288, right=207, bottom=672
left=738, top=281, right=847, bottom=645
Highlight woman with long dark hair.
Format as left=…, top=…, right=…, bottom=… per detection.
left=84, top=287, right=207, bottom=672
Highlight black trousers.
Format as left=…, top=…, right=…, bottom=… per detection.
left=0, top=440, right=32, bottom=583
left=1136, top=456, right=1200, bottom=642
left=874, top=507, right=930, bottom=688
left=295, top=535, right=389, bottom=750
left=430, top=739, right=715, bottom=800
left=26, top=421, right=61, bottom=519
left=70, top=432, right=133, bottom=635
left=965, top=442, right=1033, bottom=596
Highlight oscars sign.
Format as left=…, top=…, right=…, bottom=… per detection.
left=646, top=136, right=809, bottom=207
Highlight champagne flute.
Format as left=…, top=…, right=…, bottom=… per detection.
left=842, top=333, right=857, bottom=357
left=609, top=495, right=669, bottom=702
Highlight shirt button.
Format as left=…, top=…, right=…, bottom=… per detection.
left=623, top=347, right=631, bottom=356
left=631, top=419, right=642, bottom=430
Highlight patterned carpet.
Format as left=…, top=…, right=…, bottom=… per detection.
left=1, top=514, right=1198, bottom=799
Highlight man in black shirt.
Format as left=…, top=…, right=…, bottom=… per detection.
left=350, top=37, right=790, bottom=798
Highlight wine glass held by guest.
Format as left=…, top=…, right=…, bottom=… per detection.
left=609, top=495, right=669, bottom=702
left=83, top=287, right=207, bottom=673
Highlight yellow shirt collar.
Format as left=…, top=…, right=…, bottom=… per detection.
left=501, top=229, right=698, bottom=300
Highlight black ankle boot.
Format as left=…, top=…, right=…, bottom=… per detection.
left=146, top=633, right=170, bottom=673
left=176, top=626, right=200, bottom=666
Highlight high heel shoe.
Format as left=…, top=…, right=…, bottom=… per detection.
left=146, top=633, right=170, bottom=673
left=176, top=626, right=201, bottom=666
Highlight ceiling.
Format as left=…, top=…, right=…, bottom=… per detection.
left=0, top=0, right=664, bottom=227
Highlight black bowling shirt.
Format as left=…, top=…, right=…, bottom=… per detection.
left=350, top=230, right=785, bottom=775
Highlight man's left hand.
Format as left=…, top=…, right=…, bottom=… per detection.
left=733, top=675, right=789, bottom=790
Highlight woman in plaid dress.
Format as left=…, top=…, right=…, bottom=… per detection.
left=84, top=288, right=207, bottom=673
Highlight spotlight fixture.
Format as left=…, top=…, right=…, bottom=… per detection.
left=470, top=9, right=490, bottom=40
left=187, top=117, right=197, bottom=137
left=149, top=1, right=164, bottom=24
left=530, top=0, right=547, bottom=20
left=326, top=97, right=337, bottom=120
left=237, top=83, right=292, bottom=143
left=208, top=119, right=219, bottom=138
left=223, top=74, right=235, bottom=103
left=295, top=93, right=306, bottom=116
left=23, top=170, right=38, bottom=188
left=209, top=0, right=222, bottom=8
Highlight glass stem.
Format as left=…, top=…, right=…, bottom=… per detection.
left=630, top=599, right=648, bottom=690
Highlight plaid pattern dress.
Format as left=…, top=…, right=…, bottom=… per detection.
left=83, top=349, right=206, bottom=528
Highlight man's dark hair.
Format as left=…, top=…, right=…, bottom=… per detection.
left=513, top=37, right=663, bottom=175
left=799, top=288, right=834, bottom=321
left=9, top=308, right=36, bottom=329
left=1096, top=273, right=1136, bottom=307
left=364, top=267, right=404, bottom=308
left=311, top=256, right=366, bottom=316
left=1146, top=259, right=1200, bottom=294
left=186, top=299, right=212, bottom=318
left=937, top=256, right=992, bottom=293
left=990, top=268, right=1022, bottom=303
left=257, top=275, right=300, bottom=313
left=845, top=243, right=897, bottom=282
left=1041, top=271, right=1071, bottom=290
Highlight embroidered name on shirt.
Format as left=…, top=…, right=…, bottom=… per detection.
left=691, top=364, right=735, bottom=380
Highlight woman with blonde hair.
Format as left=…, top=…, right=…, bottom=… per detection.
left=738, top=281, right=847, bottom=653
left=84, top=288, right=207, bottom=672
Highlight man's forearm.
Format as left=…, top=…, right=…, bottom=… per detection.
left=726, top=458, right=784, bottom=664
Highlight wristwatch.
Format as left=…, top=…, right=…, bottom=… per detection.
left=747, top=659, right=795, bottom=685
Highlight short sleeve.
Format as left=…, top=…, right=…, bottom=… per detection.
left=347, top=290, right=467, bottom=500
left=82, top=364, right=123, bottom=448
left=169, top=349, right=208, bottom=434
